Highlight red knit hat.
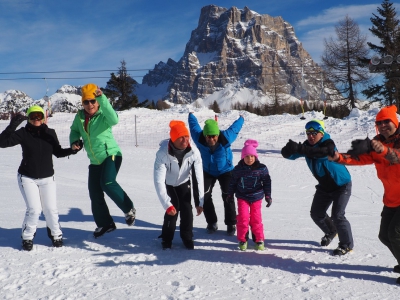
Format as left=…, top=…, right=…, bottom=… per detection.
left=169, top=120, right=189, bottom=142
left=376, top=105, right=399, bottom=128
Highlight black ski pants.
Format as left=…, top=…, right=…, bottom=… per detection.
left=379, top=205, right=400, bottom=265
left=161, top=181, right=193, bottom=243
left=203, top=171, right=237, bottom=226
left=310, top=182, right=354, bottom=249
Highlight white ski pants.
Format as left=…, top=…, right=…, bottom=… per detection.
left=18, top=174, right=62, bottom=240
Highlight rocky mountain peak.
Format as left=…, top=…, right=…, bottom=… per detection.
left=140, top=5, right=332, bottom=106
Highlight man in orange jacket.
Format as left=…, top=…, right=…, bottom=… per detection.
left=329, top=105, right=400, bottom=284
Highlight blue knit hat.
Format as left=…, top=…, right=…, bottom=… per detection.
left=305, top=119, right=325, bottom=134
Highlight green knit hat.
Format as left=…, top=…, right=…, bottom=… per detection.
left=27, top=105, right=45, bottom=116
left=203, top=119, right=220, bottom=136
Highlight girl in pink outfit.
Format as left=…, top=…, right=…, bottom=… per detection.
left=227, top=139, right=272, bottom=250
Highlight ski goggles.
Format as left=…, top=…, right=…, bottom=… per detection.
left=305, top=121, right=324, bottom=133
left=29, top=112, right=44, bottom=121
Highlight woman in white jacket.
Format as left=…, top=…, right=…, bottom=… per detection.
left=154, top=120, right=204, bottom=250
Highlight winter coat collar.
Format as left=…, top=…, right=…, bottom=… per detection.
left=25, top=122, right=48, bottom=135
left=168, top=139, right=192, bottom=157
left=237, top=159, right=260, bottom=170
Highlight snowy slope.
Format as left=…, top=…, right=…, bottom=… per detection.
left=0, top=107, right=399, bottom=299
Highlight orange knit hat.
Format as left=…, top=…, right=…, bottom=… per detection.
left=81, top=83, right=98, bottom=102
left=376, top=105, right=399, bottom=128
left=169, top=120, right=189, bottom=142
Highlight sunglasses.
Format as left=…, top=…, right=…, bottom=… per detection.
left=29, top=112, right=44, bottom=121
left=306, top=131, right=319, bottom=136
left=206, top=135, right=218, bottom=139
left=83, top=99, right=97, bottom=105
left=375, top=119, right=391, bottom=126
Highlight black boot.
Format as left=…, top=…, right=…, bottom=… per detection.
left=93, top=222, right=117, bottom=238
left=182, top=239, right=194, bottom=250
left=162, top=240, right=172, bottom=250
left=22, top=240, right=33, bottom=251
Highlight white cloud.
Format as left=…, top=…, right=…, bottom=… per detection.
left=296, top=4, right=378, bottom=27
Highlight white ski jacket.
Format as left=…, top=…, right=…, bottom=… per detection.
left=154, top=139, right=204, bottom=210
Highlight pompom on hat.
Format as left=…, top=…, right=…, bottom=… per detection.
left=376, top=105, right=399, bottom=128
left=169, top=120, right=189, bottom=142
left=241, top=139, right=258, bottom=159
left=81, top=83, right=98, bottom=102
left=203, top=119, right=220, bottom=136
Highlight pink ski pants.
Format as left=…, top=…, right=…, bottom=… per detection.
left=237, top=198, right=264, bottom=243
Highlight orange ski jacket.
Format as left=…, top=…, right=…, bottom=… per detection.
left=337, top=132, right=400, bottom=208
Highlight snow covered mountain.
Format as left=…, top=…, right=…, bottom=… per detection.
left=0, top=85, right=82, bottom=115
left=136, top=5, right=339, bottom=110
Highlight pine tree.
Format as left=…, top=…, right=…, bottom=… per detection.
left=209, top=100, right=221, bottom=113
left=321, top=15, right=370, bottom=109
left=362, top=0, right=400, bottom=107
left=103, top=60, right=139, bottom=110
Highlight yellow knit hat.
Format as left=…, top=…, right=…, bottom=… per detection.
left=81, top=83, right=98, bottom=102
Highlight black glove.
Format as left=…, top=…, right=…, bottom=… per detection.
left=71, top=140, right=83, bottom=154
left=265, top=196, right=272, bottom=208
left=347, top=137, right=372, bottom=158
left=9, top=114, right=28, bottom=130
left=285, top=140, right=301, bottom=154
left=326, top=143, right=335, bottom=157
left=225, top=194, right=234, bottom=204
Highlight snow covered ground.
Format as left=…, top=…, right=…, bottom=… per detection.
left=0, top=106, right=399, bottom=299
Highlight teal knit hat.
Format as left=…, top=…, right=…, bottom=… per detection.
left=203, top=119, right=220, bottom=136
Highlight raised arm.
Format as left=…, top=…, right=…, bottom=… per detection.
left=223, top=116, right=244, bottom=144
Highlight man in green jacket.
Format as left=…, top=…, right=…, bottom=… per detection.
left=70, top=83, right=136, bottom=238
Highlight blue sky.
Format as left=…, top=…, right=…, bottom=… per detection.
left=0, top=0, right=391, bottom=99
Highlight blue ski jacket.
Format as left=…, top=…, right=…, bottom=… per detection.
left=188, top=113, right=244, bottom=177
left=282, top=132, right=351, bottom=192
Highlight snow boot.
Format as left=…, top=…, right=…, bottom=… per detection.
left=125, top=208, right=136, bottom=226
left=332, top=245, right=352, bottom=256
left=162, top=240, right=172, bottom=250
left=182, top=239, right=194, bottom=250
left=321, top=232, right=337, bottom=247
left=47, top=227, right=63, bottom=247
left=206, top=223, right=218, bottom=234
left=254, top=241, right=265, bottom=251
left=93, top=222, right=116, bottom=238
left=22, top=239, right=33, bottom=251
left=227, top=225, right=236, bottom=236
left=239, top=241, right=247, bottom=251
left=52, top=238, right=63, bottom=248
